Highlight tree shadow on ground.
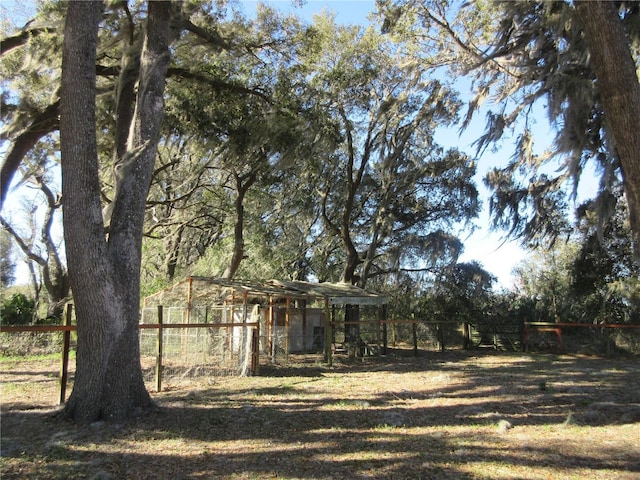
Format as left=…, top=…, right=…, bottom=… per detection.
left=2, top=350, right=639, bottom=479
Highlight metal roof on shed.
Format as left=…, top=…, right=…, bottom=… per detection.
left=144, top=276, right=387, bottom=306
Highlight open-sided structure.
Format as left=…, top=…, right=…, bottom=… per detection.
left=142, top=277, right=388, bottom=374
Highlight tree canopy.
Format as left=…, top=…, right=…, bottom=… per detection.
left=378, top=0, right=640, bottom=256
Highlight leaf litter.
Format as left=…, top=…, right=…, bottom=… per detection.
left=1, top=350, right=639, bottom=479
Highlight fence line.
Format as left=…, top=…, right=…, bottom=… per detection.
left=4, top=311, right=639, bottom=405
left=524, top=321, right=640, bottom=353
left=0, top=304, right=261, bottom=403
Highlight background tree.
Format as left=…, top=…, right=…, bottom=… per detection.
left=143, top=137, right=226, bottom=288
left=272, top=14, right=479, bottom=353
left=0, top=3, right=63, bottom=209
left=1, top=2, right=67, bottom=312
left=0, top=157, right=68, bottom=318
left=0, top=293, right=36, bottom=325
left=0, top=228, right=15, bottom=288
left=420, top=261, right=494, bottom=323
left=513, top=241, right=579, bottom=323
left=298, top=14, right=478, bottom=288
left=141, top=4, right=327, bottom=286
left=571, top=193, right=639, bottom=323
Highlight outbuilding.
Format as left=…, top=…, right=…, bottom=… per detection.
left=142, top=276, right=388, bottom=369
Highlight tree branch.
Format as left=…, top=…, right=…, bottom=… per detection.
left=0, top=99, right=60, bottom=209
left=0, top=26, right=52, bottom=55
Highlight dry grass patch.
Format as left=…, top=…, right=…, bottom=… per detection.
left=2, top=350, right=639, bottom=479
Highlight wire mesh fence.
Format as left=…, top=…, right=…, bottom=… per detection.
left=525, top=322, right=640, bottom=355
left=4, top=300, right=640, bottom=401
left=140, top=305, right=258, bottom=389
left=382, top=320, right=523, bottom=352
left=3, top=309, right=640, bottom=408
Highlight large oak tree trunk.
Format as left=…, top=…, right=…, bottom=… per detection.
left=575, top=1, right=640, bottom=260
left=60, top=1, right=172, bottom=424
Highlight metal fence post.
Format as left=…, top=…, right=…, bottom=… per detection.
left=156, top=305, right=163, bottom=392
left=412, top=314, right=418, bottom=356
left=58, top=303, right=72, bottom=405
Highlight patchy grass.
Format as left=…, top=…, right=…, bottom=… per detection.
left=1, top=350, right=640, bottom=479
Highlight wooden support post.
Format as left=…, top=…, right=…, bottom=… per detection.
left=412, top=314, right=418, bottom=356
left=251, top=327, right=260, bottom=375
left=186, top=276, right=193, bottom=323
left=463, top=322, right=470, bottom=350
left=324, top=298, right=332, bottom=366
left=242, top=290, right=249, bottom=362
left=58, top=303, right=72, bottom=405
left=182, top=277, right=193, bottom=357
left=301, top=299, right=307, bottom=354
left=228, top=295, right=234, bottom=359
left=269, top=297, right=275, bottom=361
left=156, top=305, right=164, bottom=392
left=391, top=314, right=397, bottom=347
left=285, top=297, right=291, bottom=360
left=376, top=313, right=381, bottom=358
left=380, top=305, right=387, bottom=356
left=556, top=326, right=563, bottom=353
left=438, top=322, right=445, bottom=352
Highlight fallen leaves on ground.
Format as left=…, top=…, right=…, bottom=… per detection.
left=2, top=350, right=640, bottom=479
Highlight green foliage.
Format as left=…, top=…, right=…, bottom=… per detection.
left=294, top=15, right=479, bottom=285
left=571, top=195, right=640, bottom=323
left=510, top=193, right=639, bottom=325
left=0, top=229, right=15, bottom=288
left=0, top=293, right=36, bottom=325
left=513, top=241, right=578, bottom=323
left=11, top=0, right=636, bottom=339
left=417, top=261, right=495, bottom=324
left=138, top=6, right=481, bottom=290
left=467, top=1, right=623, bottom=237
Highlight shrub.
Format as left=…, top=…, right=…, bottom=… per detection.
left=0, top=293, right=36, bottom=325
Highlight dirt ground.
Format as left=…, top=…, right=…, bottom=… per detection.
left=1, top=349, right=640, bottom=479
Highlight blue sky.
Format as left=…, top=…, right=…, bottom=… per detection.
left=240, top=0, right=376, bottom=24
